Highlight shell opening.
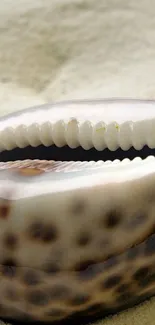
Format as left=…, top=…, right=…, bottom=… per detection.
left=0, top=144, right=154, bottom=163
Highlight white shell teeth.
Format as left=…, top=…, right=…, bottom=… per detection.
left=52, top=121, right=65, bottom=147
left=145, top=120, right=155, bottom=149
left=27, top=123, right=41, bottom=147
left=131, top=121, right=147, bottom=150
left=0, top=127, right=16, bottom=150
left=64, top=119, right=79, bottom=149
left=104, top=122, right=119, bottom=151
left=92, top=122, right=106, bottom=151
left=0, top=101, right=155, bottom=152
left=118, top=122, right=132, bottom=151
left=15, top=125, right=29, bottom=148
left=39, top=122, right=54, bottom=147
left=0, top=119, right=152, bottom=152
left=78, top=121, right=93, bottom=150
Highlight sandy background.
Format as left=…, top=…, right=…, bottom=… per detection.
left=0, top=0, right=155, bottom=324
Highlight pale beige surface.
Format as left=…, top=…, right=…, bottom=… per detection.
left=0, top=0, right=155, bottom=324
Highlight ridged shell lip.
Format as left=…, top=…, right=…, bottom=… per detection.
left=0, top=98, right=155, bottom=162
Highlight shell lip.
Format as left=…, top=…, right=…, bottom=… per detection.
left=1, top=98, right=155, bottom=162
left=1, top=97, right=155, bottom=118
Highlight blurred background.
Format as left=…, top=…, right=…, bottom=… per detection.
left=0, top=0, right=155, bottom=117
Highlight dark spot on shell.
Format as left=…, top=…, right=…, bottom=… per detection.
left=1, top=258, right=17, bottom=277
left=133, top=266, right=150, bottom=281
left=76, top=232, right=91, bottom=247
left=69, top=293, right=90, bottom=306
left=28, top=221, right=58, bottom=243
left=45, top=262, right=60, bottom=274
left=27, top=289, right=49, bottom=306
left=104, top=210, right=121, bottom=228
left=116, top=284, right=130, bottom=294
left=71, top=199, right=86, bottom=215
left=145, top=235, right=155, bottom=255
left=22, top=270, right=41, bottom=286
left=138, top=272, right=155, bottom=287
left=102, top=274, right=122, bottom=289
left=74, top=260, right=96, bottom=273
left=0, top=202, right=10, bottom=219
left=42, top=225, right=57, bottom=243
left=50, top=285, right=71, bottom=300
left=4, top=233, right=18, bottom=250
left=117, top=292, right=133, bottom=304
left=76, top=262, right=104, bottom=281
left=149, top=224, right=155, bottom=238
left=28, top=222, right=44, bottom=239
left=74, top=260, right=99, bottom=280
